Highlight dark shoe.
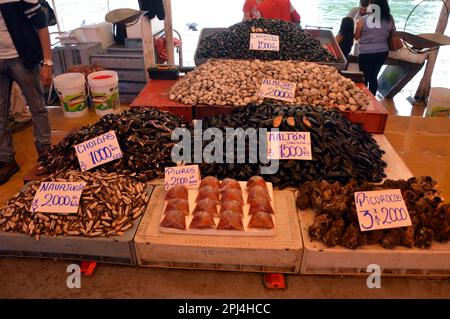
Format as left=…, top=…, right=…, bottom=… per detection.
left=0, top=161, right=20, bottom=185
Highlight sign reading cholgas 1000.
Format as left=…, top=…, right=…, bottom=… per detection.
left=74, top=131, right=123, bottom=172
left=249, top=33, right=280, bottom=51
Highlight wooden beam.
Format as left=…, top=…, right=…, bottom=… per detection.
left=415, top=0, right=450, bottom=101
left=141, top=16, right=155, bottom=82
left=163, top=0, right=175, bottom=65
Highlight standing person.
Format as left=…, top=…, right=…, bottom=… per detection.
left=348, top=0, right=370, bottom=20
left=355, top=0, right=394, bottom=95
left=336, top=17, right=355, bottom=60
left=243, top=0, right=262, bottom=21
left=255, top=0, right=301, bottom=24
left=0, top=0, right=53, bottom=184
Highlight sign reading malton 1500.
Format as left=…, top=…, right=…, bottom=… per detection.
left=267, top=132, right=312, bottom=160
left=74, top=131, right=123, bottom=172
left=355, top=189, right=412, bottom=232
left=31, top=182, right=86, bottom=214
left=249, top=33, right=280, bottom=51
left=259, top=79, right=296, bottom=103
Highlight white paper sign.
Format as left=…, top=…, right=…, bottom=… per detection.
left=165, top=165, right=201, bottom=190
left=30, top=182, right=86, bottom=214
left=74, top=131, right=123, bottom=172
left=267, top=132, right=312, bottom=160
left=259, top=79, right=296, bottom=102
left=250, top=33, right=280, bottom=51
left=354, top=189, right=412, bottom=232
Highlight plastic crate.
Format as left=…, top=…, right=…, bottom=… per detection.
left=119, top=81, right=146, bottom=94
left=194, top=27, right=347, bottom=70
left=90, top=53, right=145, bottom=70
left=0, top=186, right=154, bottom=266
left=125, top=38, right=143, bottom=49
left=134, top=187, right=302, bottom=274
left=52, top=42, right=102, bottom=75
left=114, top=69, right=147, bottom=82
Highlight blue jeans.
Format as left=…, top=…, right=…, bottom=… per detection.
left=0, top=58, right=51, bottom=163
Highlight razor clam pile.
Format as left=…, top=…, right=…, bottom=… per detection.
left=40, top=108, right=186, bottom=182
left=190, top=102, right=387, bottom=188
left=297, top=177, right=450, bottom=249
left=197, top=19, right=337, bottom=62
left=0, top=171, right=150, bottom=239
left=169, top=59, right=370, bottom=111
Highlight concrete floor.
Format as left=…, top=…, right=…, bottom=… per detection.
left=1, top=99, right=450, bottom=299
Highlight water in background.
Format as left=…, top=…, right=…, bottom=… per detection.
left=53, top=0, right=450, bottom=95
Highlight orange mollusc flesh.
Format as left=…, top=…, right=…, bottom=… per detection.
left=248, top=211, right=275, bottom=229
left=247, top=186, right=271, bottom=204
left=219, top=200, right=244, bottom=216
left=189, top=211, right=216, bottom=229
left=249, top=198, right=275, bottom=215
left=220, top=178, right=242, bottom=192
left=193, top=199, right=219, bottom=217
left=217, top=210, right=244, bottom=231
left=165, top=198, right=190, bottom=216
left=196, top=186, right=220, bottom=203
left=160, top=210, right=187, bottom=230
left=220, top=189, right=244, bottom=205
left=246, top=176, right=268, bottom=190
left=165, top=185, right=189, bottom=201
left=199, top=176, right=220, bottom=189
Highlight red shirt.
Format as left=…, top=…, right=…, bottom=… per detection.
left=243, top=0, right=259, bottom=19
left=256, top=0, right=301, bottom=23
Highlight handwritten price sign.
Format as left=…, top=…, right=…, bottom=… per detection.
left=267, top=132, right=312, bottom=160
left=355, top=189, right=412, bottom=232
left=249, top=33, right=280, bottom=51
left=165, top=165, right=201, bottom=190
left=74, top=131, right=123, bottom=172
left=259, top=79, right=296, bottom=103
left=30, top=182, right=86, bottom=214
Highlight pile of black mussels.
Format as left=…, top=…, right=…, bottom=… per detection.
left=197, top=19, right=337, bottom=62
left=297, top=177, right=450, bottom=249
left=40, top=108, right=186, bottom=182
left=189, top=102, right=387, bottom=188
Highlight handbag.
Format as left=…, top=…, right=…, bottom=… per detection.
left=388, top=22, right=403, bottom=51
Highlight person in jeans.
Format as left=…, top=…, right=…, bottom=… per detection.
left=0, top=0, right=53, bottom=184
left=355, top=0, right=394, bottom=95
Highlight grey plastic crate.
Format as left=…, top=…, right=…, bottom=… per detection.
left=114, top=69, right=147, bottom=82
left=194, top=27, right=347, bottom=70
left=90, top=53, right=145, bottom=70
left=120, top=93, right=139, bottom=104
left=119, top=81, right=146, bottom=94
left=107, top=47, right=143, bottom=55
left=125, top=38, right=143, bottom=49
left=52, top=42, right=103, bottom=75
left=0, top=186, right=154, bottom=266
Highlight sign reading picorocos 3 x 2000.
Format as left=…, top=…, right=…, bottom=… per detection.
left=74, top=131, right=123, bottom=172
left=354, top=189, right=412, bottom=232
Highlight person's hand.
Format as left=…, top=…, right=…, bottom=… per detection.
left=40, top=65, right=53, bottom=87
left=336, top=34, right=343, bottom=44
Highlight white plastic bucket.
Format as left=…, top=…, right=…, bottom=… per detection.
left=87, top=70, right=120, bottom=116
left=53, top=73, right=88, bottom=118
left=426, top=87, right=450, bottom=118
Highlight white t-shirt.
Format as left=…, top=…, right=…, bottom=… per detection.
left=0, top=12, right=19, bottom=59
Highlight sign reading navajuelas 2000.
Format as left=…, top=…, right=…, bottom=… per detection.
left=74, top=131, right=123, bottom=172
left=31, top=182, right=86, bottom=214
left=355, top=189, right=412, bottom=232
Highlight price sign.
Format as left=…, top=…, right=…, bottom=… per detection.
left=267, top=132, right=312, bottom=160
left=354, top=189, right=412, bottom=232
left=74, top=131, right=123, bottom=172
left=165, top=165, right=201, bottom=190
left=249, top=33, right=280, bottom=51
left=259, top=79, right=296, bottom=102
left=30, top=182, right=86, bottom=214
